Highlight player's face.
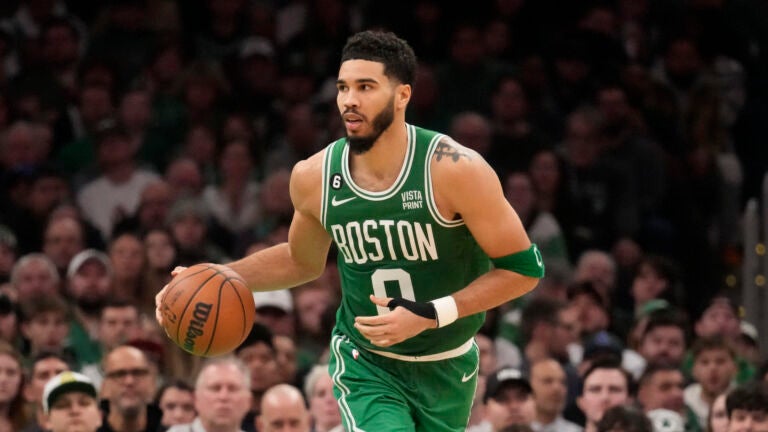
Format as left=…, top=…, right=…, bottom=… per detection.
left=336, top=59, right=398, bottom=154
left=45, top=392, right=102, bottom=432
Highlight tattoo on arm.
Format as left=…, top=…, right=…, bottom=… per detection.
left=434, top=141, right=473, bottom=163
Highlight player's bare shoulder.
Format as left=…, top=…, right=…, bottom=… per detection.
left=290, top=151, right=326, bottom=214
left=430, top=136, right=493, bottom=181
left=430, top=136, right=502, bottom=215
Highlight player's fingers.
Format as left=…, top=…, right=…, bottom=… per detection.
left=155, top=285, right=169, bottom=326
left=171, top=266, right=187, bottom=277
left=368, top=295, right=392, bottom=307
left=354, top=315, right=387, bottom=326
left=354, top=321, right=387, bottom=337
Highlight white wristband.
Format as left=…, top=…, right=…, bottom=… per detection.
left=430, top=296, right=459, bottom=328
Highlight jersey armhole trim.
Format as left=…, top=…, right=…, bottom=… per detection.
left=425, top=134, right=465, bottom=228
left=320, top=143, right=334, bottom=227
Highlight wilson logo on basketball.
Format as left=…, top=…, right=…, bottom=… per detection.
left=183, top=302, right=213, bottom=352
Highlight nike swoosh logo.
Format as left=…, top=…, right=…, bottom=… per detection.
left=461, top=364, right=479, bottom=383
left=331, top=196, right=357, bottom=206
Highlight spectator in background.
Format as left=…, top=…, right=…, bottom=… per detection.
left=76, top=118, right=160, bottom=242
left=9, top=253, right=60, bottom=303
left=167, top=197, right=229, bottom=266
left=252, top=289, right=295, bottom=338
left=42, top=215, right=86, bottom=277
left=80, top=300, right=141, bottom=389
left=0, top=226, right=16, bottom=283
left=257, top=384, right=311, bottom=432
left=576, top=359, right=632, bottom=432
left=529, top=358, right=582, bottom=432
left=303, top=364, right=342, bottom=432
left=480, top=367, right=536, bottom=431
left=116, top=86, right=166, bottom=172
left=265, top=102, right=324, bottom=176
left=0, top=341, right=27, bottom=431
left=635, top=308, right=688, bottom=369
left=0, top=295, right=19, bottom=349
left=487, top=74, right=551, bottom=178
left=636, top=362, right=699, bottom=431
left=596, top=405, right=652, bottom=432
left=107, top=231, right=145, bottom=302
left=684, top=337, right=737, bottom=428
left=449, top=111, right=492, bottom=157
left=175, top=125, right=217, bottom=186
left=724, top=383, right=768, bottom=432
left=99, top=345, right=161, bottom=432
left=113, top=180, right=174, bottom=235
left=560, top=108, right=636, bottom=259
left=55, top=82, right=116, bottom=178
left=688, top=296, right=753, bottom=385
left=154, top=380, right=196, bottom=430
left=21, top=351, right=70, bottom=432
left=164, top=155, right=205, bottom=203
left=234, top=323, right=281, bottom=414
left=3, top=164, right=71, bottom=256
left=572, top=250, right=617, bottom=307
left=177, top=61, right=229, bottom=136
left=273, top=335, right=298, bottom=387
left=504, top=171, right=571, bottom=275
left=629, top=255, right=683, bottom=318
left=293, top=278, right=338, bottom=367
left=41, top=371, right=102, bottom=432
left=18, top=295, right=71, bottom=363
left=64, top=249, right=113, bottom=370
left=203, top=139, right=262, bottom=253
left=140, top=227, right=177, bottom=312
left=707, top=391, right=729, bottom=432
left=167, top=356, right=252, bottom=432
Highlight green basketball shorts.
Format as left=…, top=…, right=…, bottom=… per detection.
left=328, top=332, right=479, bottom=432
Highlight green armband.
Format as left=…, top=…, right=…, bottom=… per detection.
left=491, top=244, right=545, bottom=278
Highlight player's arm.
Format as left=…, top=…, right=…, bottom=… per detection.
left=436, top=140, right=540, bottom=318
left=355, top=139, right=540, bottom=346
left=156, top=155, right=332, bottom=325
left=227, top=155, right=333, bottom=290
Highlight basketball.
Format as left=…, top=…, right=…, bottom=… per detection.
left=159, top=263, right=255, bottom=357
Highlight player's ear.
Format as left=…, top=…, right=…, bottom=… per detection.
left=396, top=83, right=411, bottom=109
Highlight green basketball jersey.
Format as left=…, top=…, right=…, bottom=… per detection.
left=321, top=125, right=491, bottom=356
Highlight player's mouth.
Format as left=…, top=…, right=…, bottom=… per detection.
left=343, top=113, right=364, bottom=132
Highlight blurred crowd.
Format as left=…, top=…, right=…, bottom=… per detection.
left=0, top=0, right=767, bottom=431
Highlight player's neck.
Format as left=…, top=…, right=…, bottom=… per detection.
left=350, top=122, right=408, bottom=183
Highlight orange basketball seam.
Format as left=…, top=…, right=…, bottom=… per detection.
left=175, top=270, right=220, bottom=352
left=227, top=279, right=250, bottom=345
left=202, top=277, right=227, bottom=357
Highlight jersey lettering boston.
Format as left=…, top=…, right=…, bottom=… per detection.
left=330, top=219, right=436, bottom=264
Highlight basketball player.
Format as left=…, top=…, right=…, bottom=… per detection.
left=157, top=30, right=543, bottom=431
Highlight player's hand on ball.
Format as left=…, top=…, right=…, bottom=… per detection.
left=155, top=266, right=187, bottom=326
left=354, top=295, right=437, bottom=347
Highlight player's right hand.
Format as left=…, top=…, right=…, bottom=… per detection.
left=155, top=266, right=187, bottom=327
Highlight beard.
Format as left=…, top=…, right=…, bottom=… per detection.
left=346, top=97, right=395, bottom=155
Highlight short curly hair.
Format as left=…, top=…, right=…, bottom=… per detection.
left=340, top=30, right=417, bottom=85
